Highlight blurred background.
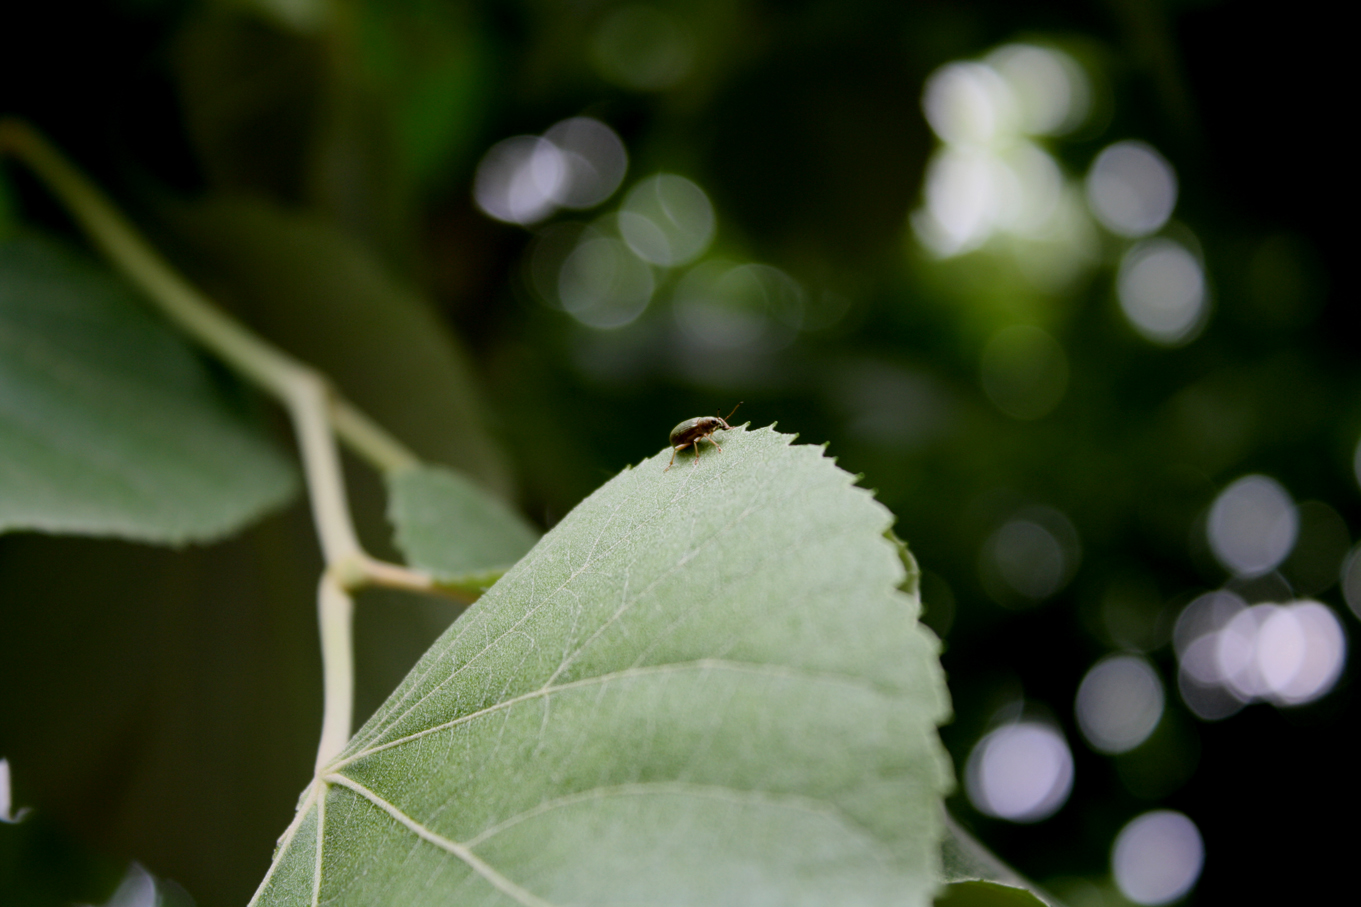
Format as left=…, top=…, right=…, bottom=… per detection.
left=1, top=1, right=1353, bottom=905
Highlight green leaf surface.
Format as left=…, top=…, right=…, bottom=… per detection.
left=388, top=465, right=539, bottom=588
left=0, top=237, right=298, bottom=543
left=252, top=426, right=953, bottom=905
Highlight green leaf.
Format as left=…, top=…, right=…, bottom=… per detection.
left=0, top=237, right=298, bottom=544
left=387, top=465, right=540, bottom=590
left=252, top=426, right=953, bottom=905
left=936, top=816, right=1055, bottom=907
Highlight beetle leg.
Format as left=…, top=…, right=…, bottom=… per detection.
left=666, top=446, right=679, bottom=471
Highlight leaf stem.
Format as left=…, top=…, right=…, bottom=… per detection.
left=315, top=575, right=354, bottom=770
left=329, top=397, right=420, bottom=472
left=0, top=118, right=439, bottom=768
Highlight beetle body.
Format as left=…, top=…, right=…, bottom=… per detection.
left=666, top=404, right=741, bottom=470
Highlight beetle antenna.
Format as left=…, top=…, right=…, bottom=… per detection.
left=723, top=402, right=743, bottom=422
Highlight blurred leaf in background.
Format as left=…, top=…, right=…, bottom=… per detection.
left=0, top=236, right=298, bottom=542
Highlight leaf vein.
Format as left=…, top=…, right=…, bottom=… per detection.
left=324, top=774, right=556, bottom=907
left=459, top=780, right=879, bottom=852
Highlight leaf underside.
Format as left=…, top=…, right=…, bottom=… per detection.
left=252, top=426, right=953, bottom=906
left=0, top=236, right=297, bottom=544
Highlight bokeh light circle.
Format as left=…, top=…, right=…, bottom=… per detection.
left=1215, top=605, right=1275, bottom=699
left=980, top=507, right=1080, bottom=605
left=542, top=117, right=629, bottom=209
left=1174, top=589, right=1247, bottom=660
left=1175, top=594, right=1346, bottom=714
left=1117, top=239, right=1208, bottom=345
left=916, top=147, right=1007, bottom=255
left=995, top=142, right=1065, bottom=236
left=1086, top=141, right=1178, bottom=237
left=1344, top=542, right=1361, bottom=621
left=1206, top=474, right=1297, bottom=577
left=1178, top=639, right=1246, bottom=721
left=558, top=236, right=655, bottom=329
left=1255, top=601, right=1346, bottom=705
left=979, top=503, right=1083, bottom=604
left=1174, top=591, right=1247, bottom=721
left=987, top=43, right=1091, bottom=136
left=673, top=261, right=804, bottom=352
left=589, top=4, right=693, bottom=91
left=473, top=135, right=568, bottom=225
left=1111, top=810, right=1204, bottom=905
left=988, top=521, right=1062, bottom=599
left=965, top=722, right=1074, bottom=822
left=922, top=61, right=1017, bottom=146
left=619, top=174, right=715, bottom=266
left=1075, top=655, right=1165, bottom=754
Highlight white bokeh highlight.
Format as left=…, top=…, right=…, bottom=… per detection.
left=1175, top=590, right=1249, bottom=720
left=619, top=174, right=715, bottom=266
left=474, top=135, right=567, bottom=225
left=1207, top=475, right=1298, bottom=577
left=557, top=234, right=655, bottom=329
left=1086, top=141, right=1178, bottom=237
left=922, top=61, right=1018, bottom=147
left=1174, top=592, right=1346, bottom=717
left=1075, top=656, right=1165, bottom=754
left=542, top=118, right=629, bottom=209
left=913, top=46, right=1092, bottom=261
left=1117, top=238, right=1208, bottom=345
left=1111, top=811, right=1204, bottom=905
left=1250, top=602, right=1346, bottom=705
left=475, top=118, right=629, bottom=225
left=987, top=43, right=1091, bottom=136
left=965, top=722, right=1074, bottom=822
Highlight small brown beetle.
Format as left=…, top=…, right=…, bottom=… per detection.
left=666, top=403, right=742, bottom=470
